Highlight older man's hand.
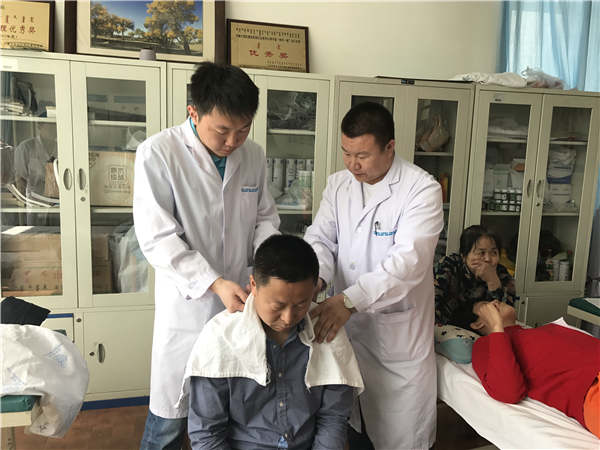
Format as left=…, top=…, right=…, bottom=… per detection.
left=310, top=294, right=352, bottom=343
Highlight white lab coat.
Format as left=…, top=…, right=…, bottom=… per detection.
left=133, top=121, right=280, bottom=419
left=304, top=156, right=443, bottom=450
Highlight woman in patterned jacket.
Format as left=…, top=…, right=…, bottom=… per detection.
left=434, top=225, right=516, bottom=329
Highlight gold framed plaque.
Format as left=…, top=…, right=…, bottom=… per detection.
left=227, top=19, right=308, bottom=73
left=0, top=0, right=54, bottom=51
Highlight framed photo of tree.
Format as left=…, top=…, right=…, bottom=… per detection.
left=76, top=0, right=225, bottom=62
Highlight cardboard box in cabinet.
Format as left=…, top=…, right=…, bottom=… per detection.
left=1, top=229, right=113, bottom=295
left=5, top=262, right=113, bottom=296
left=89, top=151, right=136, bottom=207
left=8, top=267, right=62, bottom=294
left=2, top=228, right=110, bottom=263
left=92, top=261, right=113, bottom=294
left=92, top=232, right=110, bottom=261
left=1, top=229, right=61, bottom=255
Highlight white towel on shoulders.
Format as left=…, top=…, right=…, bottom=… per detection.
left=176, top=294, right=364, bottom=409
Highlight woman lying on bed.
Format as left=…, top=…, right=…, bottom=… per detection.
left=470, top=300, right=600, bottom=439
left=434, top=225, right=516, bottom=328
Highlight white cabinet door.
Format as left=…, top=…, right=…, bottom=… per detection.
left=83, top=308, right=154, bottom=395
left=524, top=94, right=600, bottom=294
left=0, top=54, right=78, bottom=310
left=167, top=63, right=194, bottom=127
left=70, top=61, right=161, bottom=308
left=521, top=293, right=581, bottom=328
left=403, top=85, right=473, bottom=256
left=253, top=74, right=330, bottom=232
left=465, top=90, right=543, bottom=295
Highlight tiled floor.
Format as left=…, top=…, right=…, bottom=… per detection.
left=9, top=402, right=493, bottom=449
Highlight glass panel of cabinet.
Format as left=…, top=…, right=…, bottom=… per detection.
left=466, top=88, right=599, bottom=300
left=0, top=58, right=78, bottom=309
left=334, top=78, right=474, bottom=257
left=526, top=96, right=599, bottom=293
left=252, top=75, right=330, bottom=236
left=0, top=53, right=160, bottom=310
left=403, top=86, right=473, bottom=260
left=71, top=61, right=160, bottom=307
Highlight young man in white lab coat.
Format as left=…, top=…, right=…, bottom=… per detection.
left=304, top=102, right=444, bottom=450
left=134, top=62, right=280, bottom=450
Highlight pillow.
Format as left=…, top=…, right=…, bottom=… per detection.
left=434, top=324, right=480, bottom=364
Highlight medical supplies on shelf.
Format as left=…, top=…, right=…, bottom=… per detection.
left=267, top=157, right=314, bottom=209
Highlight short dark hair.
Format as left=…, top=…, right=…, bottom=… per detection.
left=253, top=235, right=319, bottom=287
left=341, top=101, right=395, bottom=149
left=459, top=225, right=502, bottom=257
left=189, top=62, right=258, bottom=120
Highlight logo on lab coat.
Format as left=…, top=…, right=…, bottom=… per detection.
left=241, top=186, right=259, bottom=193
left=374, top=229, right=397, bottom=237
left=373, top=221, right=397, bottom=236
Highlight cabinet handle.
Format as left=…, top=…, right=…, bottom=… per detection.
left=526, top=179, right=533, bottom=198
left=535, top=179, right=544, bottom=200
left=90, top=343, right=106, bottom=363
left=98, top=343, right=106, bottom=363
left=63, top=168, right=72, bottom=190
left=78, top=168, right=87, bottom=191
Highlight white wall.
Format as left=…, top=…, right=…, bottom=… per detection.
left=227, top=1, right=503, bottom=79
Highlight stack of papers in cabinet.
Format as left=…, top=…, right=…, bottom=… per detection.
left=0, top=98, right=25, bottom=114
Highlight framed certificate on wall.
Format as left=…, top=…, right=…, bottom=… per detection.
left=227, top=19, right=308, bottom=73
left=0, top=0, right=54, bottom=51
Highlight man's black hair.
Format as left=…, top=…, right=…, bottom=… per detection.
left=459, top=225, right=502, bottom=257
left=190, top=62, right=258, bottom=120
left=340, top=101, right=395, bottom=149
left=253, top=235, right=319, bottom=287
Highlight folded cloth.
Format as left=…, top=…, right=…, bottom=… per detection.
left=1, top=296, right=50, bottom=325
left=176, top=294, right=364, bottom=409
left=0, top=325, right=89, bottom=437
left=451, top=72, right=527, bottom=88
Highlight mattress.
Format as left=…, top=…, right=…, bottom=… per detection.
left=436, top=353, right=599, bottom=449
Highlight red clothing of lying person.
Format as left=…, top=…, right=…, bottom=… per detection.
left=470, top=300, right=600, bottom=436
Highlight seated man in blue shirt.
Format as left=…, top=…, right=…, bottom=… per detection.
left=180, top=234, right=364, bottom=450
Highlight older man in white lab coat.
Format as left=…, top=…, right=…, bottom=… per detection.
left=305, top=102, right=443, bottom=450
left=133, top=62, right=279, bottom=450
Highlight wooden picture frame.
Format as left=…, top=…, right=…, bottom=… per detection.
left=227, top=19, right=308, bottom=73
left=0, top=0, right=54, bottom=51
left=76, top=0, right=225, bottom=63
